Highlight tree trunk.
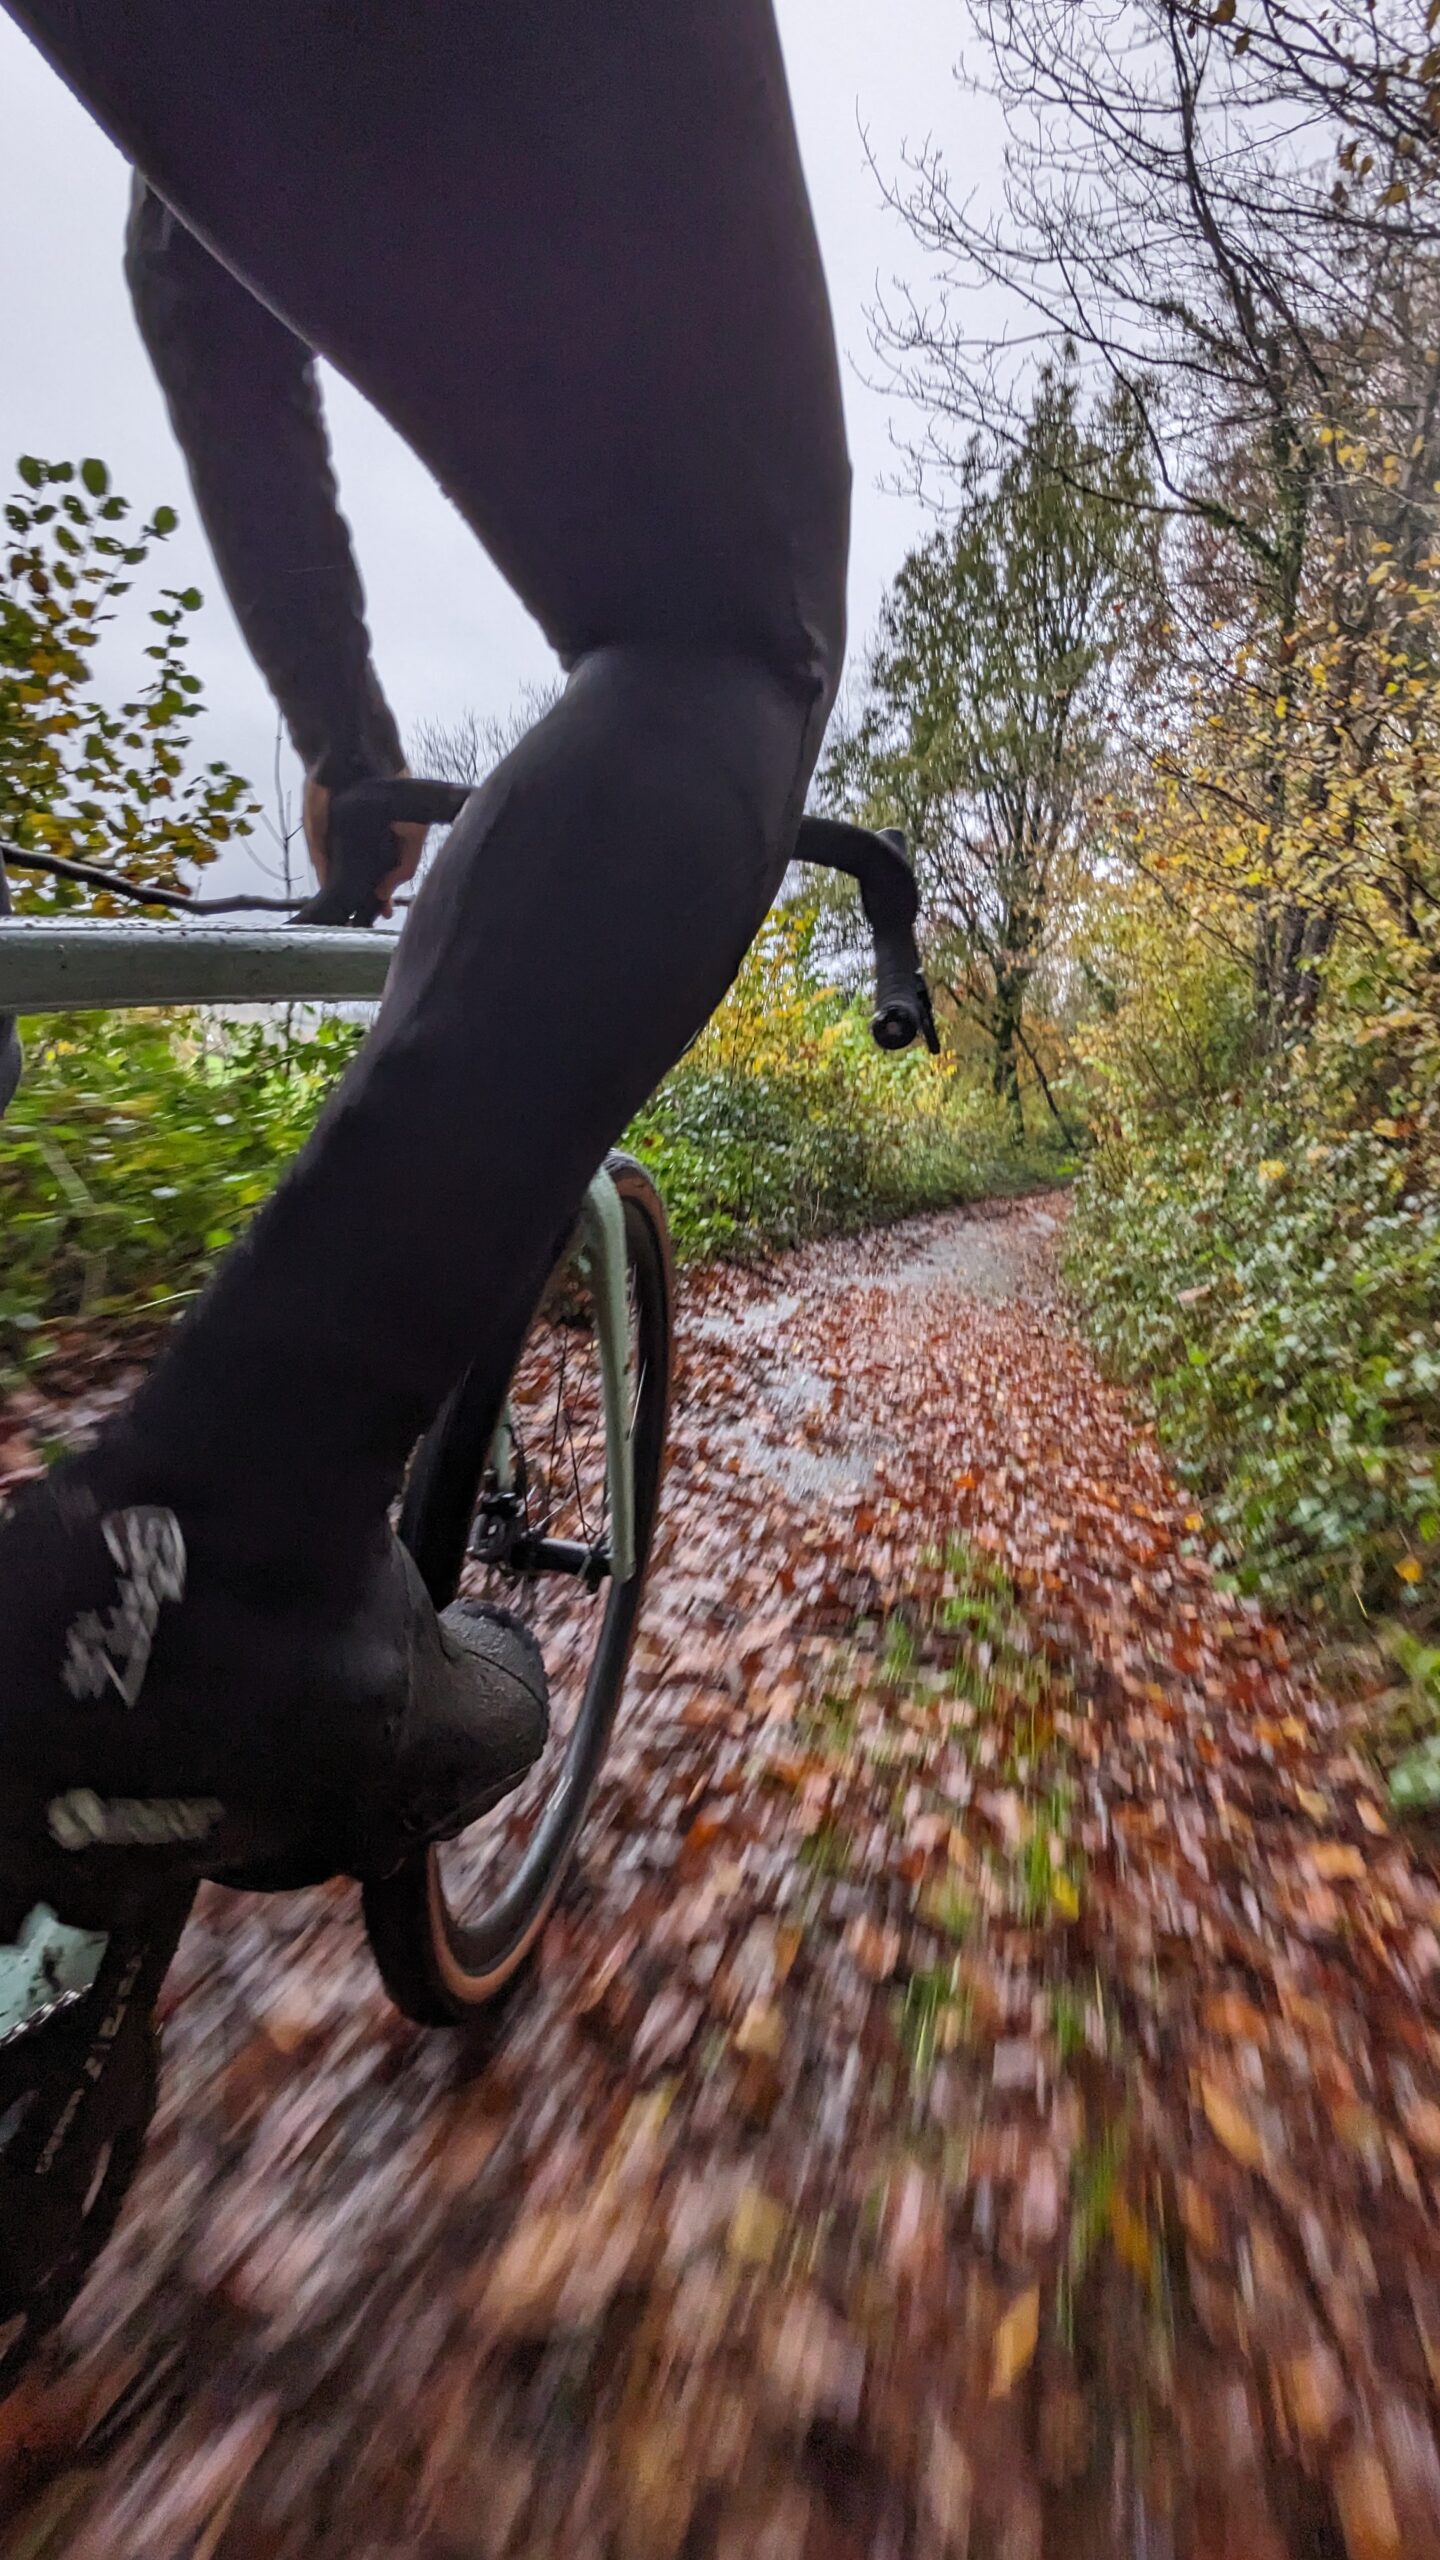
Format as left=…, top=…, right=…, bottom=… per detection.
left=992, top=977, right=1027, bottom=1137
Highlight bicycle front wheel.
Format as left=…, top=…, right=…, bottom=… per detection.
left=362, top=1154, right=673, bottom=2023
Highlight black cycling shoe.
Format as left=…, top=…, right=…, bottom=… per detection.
left=0, top=1461, right=548, bottom=1934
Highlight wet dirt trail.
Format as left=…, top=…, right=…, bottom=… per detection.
left=3, top=1196, right=1440, bottom=2559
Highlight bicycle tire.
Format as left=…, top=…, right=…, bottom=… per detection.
left=362, top=1154, right=673, bottom=2023
left=0, top=1885, right=192, bottom=2393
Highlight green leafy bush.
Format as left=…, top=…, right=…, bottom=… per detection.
left=0, top=1010, right=361, bottom=1376
left=1068, top=1098, right=1440, bottom=1625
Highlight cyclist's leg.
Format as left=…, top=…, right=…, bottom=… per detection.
left=0, top=0, right=848, bottom=1902
left=130, top=646, right=822, bottom=1558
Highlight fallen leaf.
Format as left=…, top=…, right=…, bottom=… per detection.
left=1331, top=2443, right=1402, bottom=2560
left=992, top=2038, right=1039, bottom=2093
left=845, top=1917, right=901, bottom=1981
left=1051, top=1871, right=1081, bottom=1919
left=1398, top=2093, right=1440, bottom=2159
left=734, top=1998, right=785, bottom=2061
left=1201, top=1992, right=1271, bottom=2046
left=1109, top=2191, right=1154, bottom=2281
left=1178, top=2176, right=1223, bottom=2257
left=990, top=2285, right=1040, bottom=2398
left=1309, top=1842, right=1367, bottom=1882
left=1277, top=2341, right=1348, bottom=2445
left=922, top=2415, right=974, bottom=2554
left=1201, top=2077, right=1270, bottom=2171
left=1017, top=2147, right=1062, bottom=2248
left=729, top=2188, right=786, bottom=2267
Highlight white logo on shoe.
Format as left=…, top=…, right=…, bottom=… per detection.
left=46, top=1789, right=224, bottom=1852
left=60, top=1507, right=187, bottom=1708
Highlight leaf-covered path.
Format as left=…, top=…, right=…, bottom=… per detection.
left=4, top=1197, right=1440, bottom=2560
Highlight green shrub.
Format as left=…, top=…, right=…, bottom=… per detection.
left=0, top=1009, right=361, bottom=1377
left=1068, top=1097, right=1440, bottom=1625
left=629, top=1027, right=1019, bottom=1261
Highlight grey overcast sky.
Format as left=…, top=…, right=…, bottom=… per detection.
left=0, top=4, right=996, bottom=882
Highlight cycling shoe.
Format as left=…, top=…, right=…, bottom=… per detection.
left=0, top=1465, right=548, bottom=1932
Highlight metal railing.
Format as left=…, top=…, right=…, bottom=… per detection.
left=0, top=917, right=394, bottom=1016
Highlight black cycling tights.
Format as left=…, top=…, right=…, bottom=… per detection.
left=3, top=0, right=850, bottom=1597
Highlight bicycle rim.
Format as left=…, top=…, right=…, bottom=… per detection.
left=362, top=1156, right=672, bottom=2022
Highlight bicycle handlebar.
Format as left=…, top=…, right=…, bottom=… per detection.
left=793, top=815, right=940, bottom=1056
left=7, top=775, right=941, bottom=1059
left=303, top=784, right=940, bottom=1053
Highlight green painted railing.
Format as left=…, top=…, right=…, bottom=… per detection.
left=0, top=919, right=393, bottom=1015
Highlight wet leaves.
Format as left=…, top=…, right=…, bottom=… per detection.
left=3, top=1197, right=1440, bottom=2557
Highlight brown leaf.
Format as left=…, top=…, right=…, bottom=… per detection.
left=680, top=1689, right=736, bottom=1730
left=1277, top=2341, right=1348, bottom=2446
left=474, top=2200, right=650, bottom=2338
left=1332, top=2444, right=1402, bottom=2560
left=979, top=1787, right=1027, bottom=1849
left=617, top=2415, right=700, bottom=2560
left=1201, top=1991, right=1271, bottom=2046
left=1178, top=2175, right=1223, bottom=2258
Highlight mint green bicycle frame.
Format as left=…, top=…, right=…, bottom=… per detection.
left=0, top=917, right=638, bottom=2028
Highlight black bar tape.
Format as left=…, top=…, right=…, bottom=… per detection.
left=871, top=921, right=924, bottom=1051
left=295, top=778, right=472, bottom=926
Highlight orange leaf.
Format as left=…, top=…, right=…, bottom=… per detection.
left=989, top=2285, right=1040, bottom=2398
left=1201, top=2077, right=1268, bottom=2171
left=1309, top=1842, right=1366, bottom=1881
left=1331, top=2444, right=1402, bottom=2559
